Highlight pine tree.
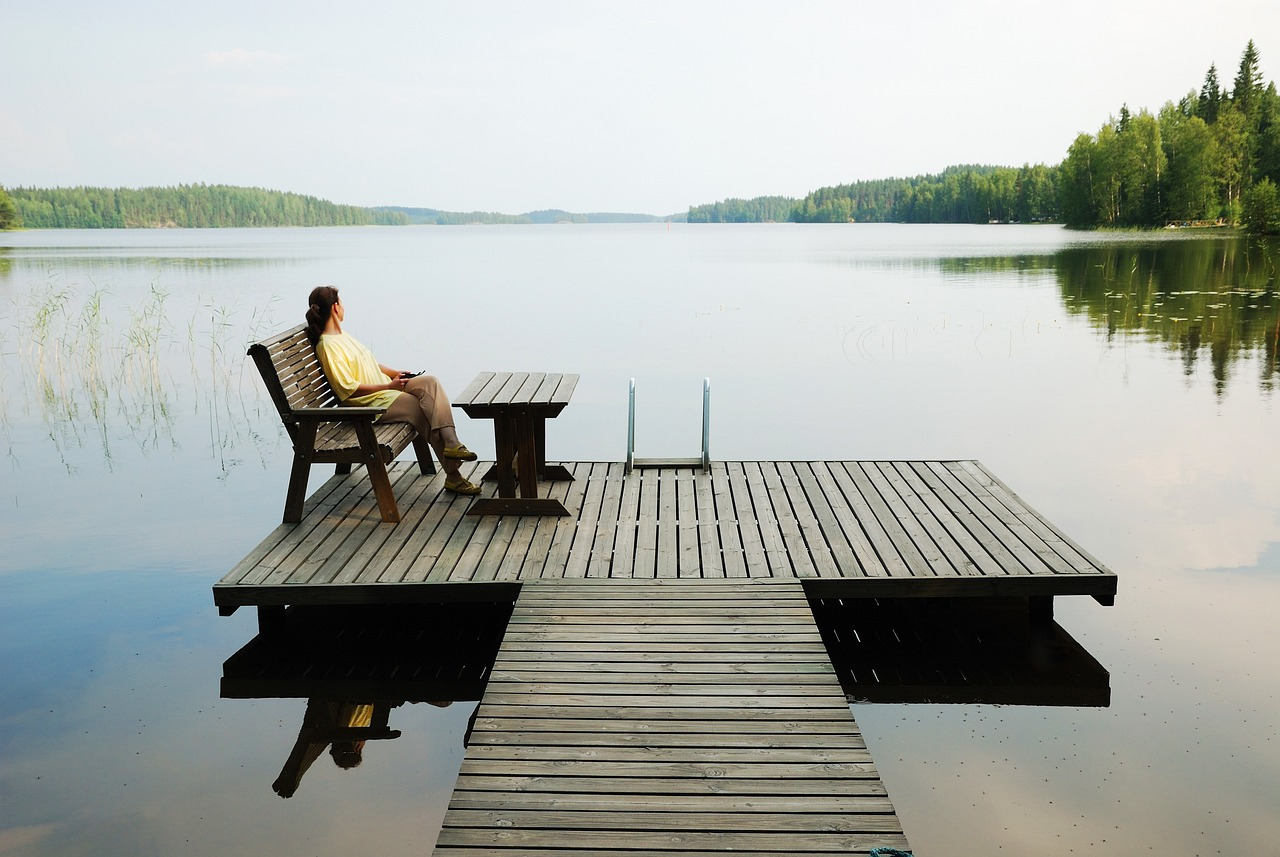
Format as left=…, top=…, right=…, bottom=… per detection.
left=1233, top=40, right=1264, bottom=118
left=1199, top=64, right=1222, bottom=122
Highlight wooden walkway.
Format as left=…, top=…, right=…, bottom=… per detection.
left=215, top=459, right=1115, bottom=613
left=435, top=577, right=909, bottom=856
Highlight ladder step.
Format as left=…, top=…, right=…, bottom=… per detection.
left=631, top=457, right=705, bottom=469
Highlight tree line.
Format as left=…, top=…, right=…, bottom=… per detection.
left=690, top=41, right=1280, bottom=234
left=1061, top=40, right=1279, bottom=230
left=0, top=186, right=18, bottom=229
left=3, top=184, right=411, bottom=229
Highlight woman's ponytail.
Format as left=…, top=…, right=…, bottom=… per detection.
left=305, top=286, right=339, bottom=345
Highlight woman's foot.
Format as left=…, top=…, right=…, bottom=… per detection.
left=444, top=476, right=481, bottom=495
left=442, top=444, right=478, bottom=461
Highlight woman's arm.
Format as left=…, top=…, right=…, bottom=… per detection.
left=348, top=363, right=409, bottom=397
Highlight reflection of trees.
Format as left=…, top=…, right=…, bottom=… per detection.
left=943, top=237, right=1280, bottom=395
left=1054, top=237, right=1278, bottom=395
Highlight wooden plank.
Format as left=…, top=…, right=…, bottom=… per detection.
left=960, top=460, right=1109, bottom=573
left=432, top=578, right=906, bottom=855
left=914, top=461, right=1040, bottom=576
left=859, top=461, right=950, bottom=573
left=634, top=468, right=660, bottom=578
left=514, top=463, right=581, bottom=579
left=448, top=775, right=887, bottom=796
left=532, top=462, right=596, bottom=577
left=844, top=462, right=937, bottom=578
left=586, top=461, right=626, bottom=578
left=827, top=462, right=914, bottom=578
left=219, top=459, right=1115, bottom=610
left=657, top=469, right=679, bottom=579
left=889, top=461, right=1000, bottom=578
left=445, top=792, right=894, bottom=812
left=439, top=808, right=902, bottom=832
left=769, top=461, right=824, bottom=578
left=435, top=829, right=910, bottom=853
left=936, top=461, right=1064, bottom=575
left=691, top=470, right=724, bottom=578
left=398, top=474, right=479, bottom=582
left=563, top=461, right=608, bottom=578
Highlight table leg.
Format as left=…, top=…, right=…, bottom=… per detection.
left=514, top=411, right=539, bottom=499
left=492, top=414, right=517, bottom=499
left=468, top=409, right=569, bottom=517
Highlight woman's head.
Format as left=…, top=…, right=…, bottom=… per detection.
left=305, top=286, right=340, bottom=344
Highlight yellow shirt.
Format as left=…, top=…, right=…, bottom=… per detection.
left=315, top=333, right=400, bottom=410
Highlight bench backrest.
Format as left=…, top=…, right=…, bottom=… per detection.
left=247, top=325, right=341, bottom=435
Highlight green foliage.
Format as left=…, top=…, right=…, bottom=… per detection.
left=787, top=164, right=1058, bottom=225
left=1057, top=40, right=1276, bottom=228
left=8, top=184, right=410, bottom=229
left=1242, top=178, right=1280, bottom=233
left=687, top=196, right=797, bottom=223
left=0, top=185, right=21, bottom=229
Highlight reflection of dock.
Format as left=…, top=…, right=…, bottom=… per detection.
left=214, top=459, right=1116, bottom=615
left=216, top=457, right=1116, bottom=853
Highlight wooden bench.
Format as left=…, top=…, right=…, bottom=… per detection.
left=453, top=371, right=578, bottom=516
left=248, top=325, right=435, bottom=524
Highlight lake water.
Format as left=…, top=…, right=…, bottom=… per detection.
left=1, top=224, right=1277, bottom=855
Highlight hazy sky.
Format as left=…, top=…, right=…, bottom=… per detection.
left=3, top=1, right=1276, bottom=214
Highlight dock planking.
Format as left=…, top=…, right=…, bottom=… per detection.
left=435, top=577, right=909, bottom=856
left=215, top=459, right=1115, bottom=613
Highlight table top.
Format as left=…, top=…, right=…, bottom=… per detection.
left=453, top=372, right=579, bottom=417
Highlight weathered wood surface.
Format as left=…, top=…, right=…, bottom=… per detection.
left=433, top=577, right=909, bottom=856
left=214, top=459, right=1116, bottom=609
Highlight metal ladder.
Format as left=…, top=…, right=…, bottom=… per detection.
left=625, top=377, right=710, bottom=474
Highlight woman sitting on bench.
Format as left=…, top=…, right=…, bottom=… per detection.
left=305, top=285, right=482, bottom=495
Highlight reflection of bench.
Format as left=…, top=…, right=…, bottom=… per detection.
left=454, top=372, right=578, bottom=516
left=248, top=325, right=435, bottom=524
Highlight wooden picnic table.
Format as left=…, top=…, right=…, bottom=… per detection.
left=453, top=372, right=579, bottom=516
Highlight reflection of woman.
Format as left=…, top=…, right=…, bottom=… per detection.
left=272, top=700, right=377, bottom=798
left=305, top=286, right=481, bottom=495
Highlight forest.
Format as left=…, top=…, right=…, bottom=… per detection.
left=689, top=41, right=1280, bottom=234
left=3, top=184, right=410, bottom=229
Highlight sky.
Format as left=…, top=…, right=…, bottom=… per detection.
left=3, top=1, right=1277, bottom=215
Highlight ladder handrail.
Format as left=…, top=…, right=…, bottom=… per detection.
left=626, top=377, right=710, bottom=473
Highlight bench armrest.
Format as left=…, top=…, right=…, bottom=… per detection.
left=291, top=407, right=385, bottom=422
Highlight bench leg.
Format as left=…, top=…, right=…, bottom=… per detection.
left=284, top=424, right=318, bottom=523
left=355, top=421, right=400, bottom=523
left=412, top=434, right=437, bottom=475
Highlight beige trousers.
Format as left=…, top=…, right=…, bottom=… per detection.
left=380, top=374, right=456, bottom=435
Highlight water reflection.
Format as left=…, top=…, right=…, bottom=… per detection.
left=273, top=700, right=417, bottom=798
left=221, top=602, right=511, bottom=798
left=220, top=596, right=1112, bottom=808
left=942, top=236, right=1280, bottom=394
left=811, top=596, right=1111, bottom=707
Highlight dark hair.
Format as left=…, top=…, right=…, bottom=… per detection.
left=305, top=286, right=339, bottom=345
left=330, top=742, right=364, bottom=769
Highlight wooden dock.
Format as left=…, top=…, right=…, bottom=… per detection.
left=435, top=577, right=909, bottom=855
left=215, top=459, right=1116, bottom=613
left=216, top=457, right=1117, bottom=854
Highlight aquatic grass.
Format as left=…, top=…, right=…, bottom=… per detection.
left=1, top=280, right=286, bottom=474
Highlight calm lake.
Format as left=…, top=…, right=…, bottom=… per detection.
left=1, top=223, right=1277, bottom=856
